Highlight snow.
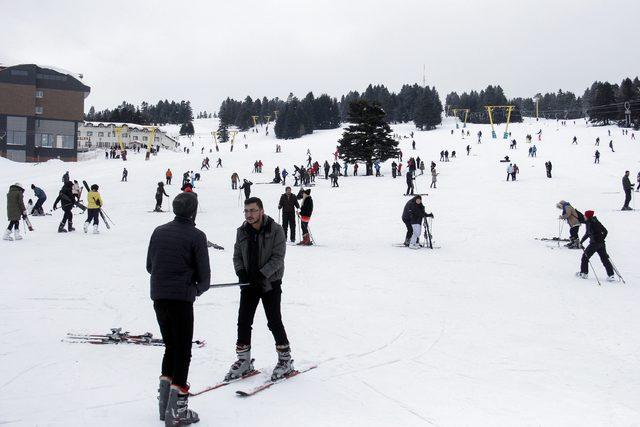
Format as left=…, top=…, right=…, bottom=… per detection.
left=1, top=117, right=639, bottom=426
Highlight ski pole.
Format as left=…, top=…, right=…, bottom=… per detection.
left=580, top=246, right=601, bottom=286
left=210, top=282, right=250, bottom=289
left=607, top=255, right=626, bottom=284
left=307, top=224, right=316, bottom=245
left=558, top=219, right=564, bottom=248
left=101, top=208, right=115, bottom=225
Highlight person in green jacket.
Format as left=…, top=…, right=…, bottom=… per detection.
left=5, top=183, right=26, bottom=241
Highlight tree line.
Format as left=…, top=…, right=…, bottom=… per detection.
left=85, top=100, right=194, bottom=126
left=447, top=76, right=640, bottom=127
left=219, top=83, right=443, bottom=140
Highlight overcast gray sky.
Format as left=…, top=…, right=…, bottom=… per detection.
left=3, top=0, right=638, bottom=113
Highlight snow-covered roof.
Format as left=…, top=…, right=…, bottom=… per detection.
left=83, top=122, right=161, bottom=132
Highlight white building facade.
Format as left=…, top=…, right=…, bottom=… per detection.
left=77, top=122, right=178, bottom=151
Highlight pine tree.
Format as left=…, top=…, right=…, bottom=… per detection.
left=337, top=100, right=398, bottom=173
left=217, top=119, right=229, bottom=142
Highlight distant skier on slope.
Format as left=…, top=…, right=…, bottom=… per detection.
left=84, top=184, right=103, bottom=234
left=556, top=200, right=585, bottom=249
left=240, top=179, right=253, bottom=200
left=154, top=182, right=169, bottom=212
left=4, top=183, right=26, bottom=241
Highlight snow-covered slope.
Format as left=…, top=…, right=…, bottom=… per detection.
left=1, top=117, right=639, bottom=426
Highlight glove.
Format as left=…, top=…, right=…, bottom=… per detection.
left=426, top=213, right=434, bottom=218
left=236, top=269, right=249, bottom=284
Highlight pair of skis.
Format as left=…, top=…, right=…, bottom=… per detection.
left=81, top=180, right=113, bottom=229
left=63, top=328, right=205, bottom=347
left=190, top=365, right=317, bottom=398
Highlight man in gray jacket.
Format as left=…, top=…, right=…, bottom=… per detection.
left=226, top=196, right=293, bottom=382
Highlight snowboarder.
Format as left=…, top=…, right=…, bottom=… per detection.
left=412, top=140, right=416, bottom=150
left=147, top=192, right=209, bottom=425
left=4, top=183, right=26, bottom=241
left=240, top=179, right=253, bottom=200
left=231, top=173, right=239, bottom=190
left=297, top=189, right=313, bottom=245
left=609, top=141, right=615, bottom=152
left=323, top=161, right=330, bottom=180
left=576, top=210, right=615, bottom=281
left=594, top=150, right=600, bottom=164
left=155, top=182, right=169, bottom=212
left=622, top=170, right=634, bottom=210
left=30, top=184, right=46, bottom=216
left=572, top=136, right=578, bottom=145
left=595, top=137, right=600, bottom=146
left=121, top=168, right=128, bottom=182
left=53, top=181, right=76, bottom=232
left=278, top=187, right=300, bottom=243
left=430, top=167, right=438, bottom=189
left=466, top=145, right=471, bottom=156
left=273, top=167, right=281, bottom=184
left=217, top=158, right=222, bottom=168
left=557, top=200, right=584, bottom=248
left=84, top=184, right=103, bottom=234
left=165, top=169, right=172, bottom=185
left=227, top=196, right=293, bottom=382
left=545, top=161, right=553, bottom=178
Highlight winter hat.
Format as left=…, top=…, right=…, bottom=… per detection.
left=304, top=189, right=311, bottom=196
left=173, top=192, right=198, bottom=220
left=584, top=210, right=595, bottom=219
left=90, top=184, right=99, bottom=191
left=13, top=182, right=24, bottom=190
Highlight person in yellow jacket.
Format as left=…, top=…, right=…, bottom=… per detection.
left=84, top=184, right=104, bottom=234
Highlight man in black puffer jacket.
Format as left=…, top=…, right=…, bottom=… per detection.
left=146, top=192, right=210, bottom=425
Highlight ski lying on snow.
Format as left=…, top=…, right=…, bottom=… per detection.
left=403, top=193, right=429, bottom=196
left=64, top=331, right=205, bottom=347
left=235, top=365, right=317, bottom=397
left=535, top=237, right=570, bottom=242
left=392, top=244, right=441, bottom=249
left=189, top=370, right=261, bottom=396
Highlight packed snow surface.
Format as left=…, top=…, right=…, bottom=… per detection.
left=1, top=117, right=639, bottom=426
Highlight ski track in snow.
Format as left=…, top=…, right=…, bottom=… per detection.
left=2, top=117, right=640, bottom=425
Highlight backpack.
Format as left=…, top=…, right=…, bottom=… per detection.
left=575, top=209, right=586, bottom=223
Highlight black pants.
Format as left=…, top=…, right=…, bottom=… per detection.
left=406, top=184, right=413, bottom=195
left=7, top=220, right=19, bottom=230
left=404, top=221, right=412, bottom=243
left=282, top=211, right=296, bottom=241
left=166, top=177, right=172, bottom=185
left=154, top=300, right=194, bottom=388
left=624, top=190, right=631, bottom=208
left=237, top=286, right=288, bottom=347
left=244, top=189, right=251, bottom=200
left=581, top=242, right=614, bottom=276
left=570, top=225, right=579, bottom=241
left=301, top=220, right=309, bottom=236
left=61, top=208, right=73, bottom=226
left=33, top=197, right=46, bottom=214
left=155, top=196, right=163, bottom=210
left=86, top=208, right=100, bottom=225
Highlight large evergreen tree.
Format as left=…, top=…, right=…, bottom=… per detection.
left=217, top=119, right=229, bottom=142
left=337, top=100, right=398, bottom=173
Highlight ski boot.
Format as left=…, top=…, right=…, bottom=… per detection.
left=164, top=385, right=199, bottom=426
left=93, top=224, right=100, bottom=234
left=225, top=346, right=254, bottom=381
left=606, top=275, right=616, bottom=282
left=68, top=220, right=75, bottom=232
left=83, top=222, right=89, bottom=233
left=271, top=345, right=294, bottom=381
left=13, top=229, right=22, bottom=240
left=3, top=229, right=13, bottom=241
left=58, top=222, right=67, bottom=233
left=158, top=376, right=171, bottom=421
left=576, top=272, right=588, bottom=279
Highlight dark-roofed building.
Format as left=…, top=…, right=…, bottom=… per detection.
left=0, top=64, right=90, bottom=162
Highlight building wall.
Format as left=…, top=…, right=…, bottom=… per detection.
left=39, top=88, right=85, bottom=121
left=0, top=82, right=34, bottom=116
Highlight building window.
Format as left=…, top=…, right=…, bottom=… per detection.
left=87, top=131, right=93, bottom=136
left=107, top=132, right=112, bottom=137
left=98, top=132, right=104, bottom=137
left=36, top=73, right=67, bottom=82
left=142, top=136, right=148, bottom=141
left=56, top=135, right=74, bottom=149
left=35, top=133, right=54, bottom=148
left=6, top=116, right=27, bottom=146
left=35, top=90, right=44, bottom=98
left=35, top=106, right=44, bottom=115
left=133, top=136, right=139, bottom=141
left=10, top=69, right=28, bottom=77
left=155, top=137, right=160, bottom=142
